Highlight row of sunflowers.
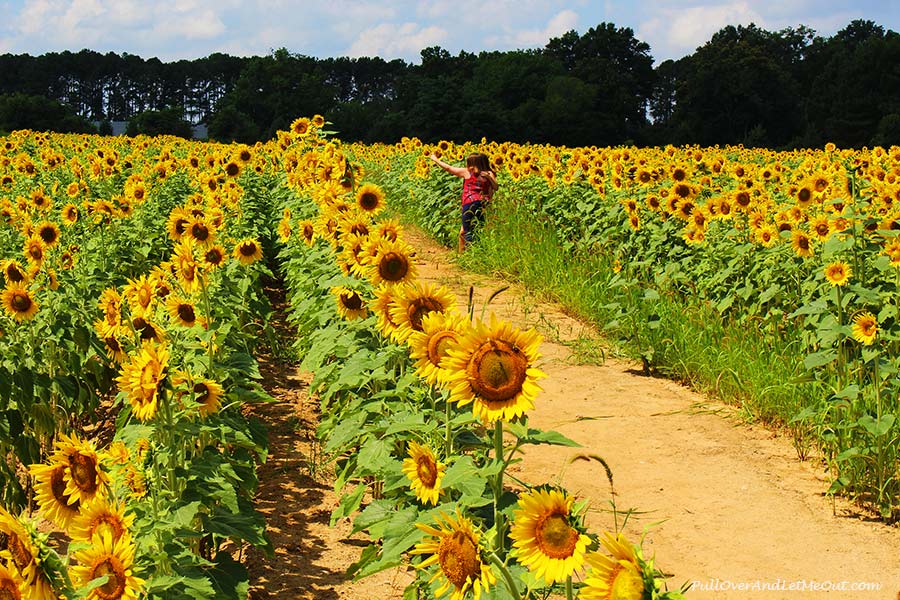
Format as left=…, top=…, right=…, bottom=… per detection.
left=1, top=118, right=688, bottom=600
left=351, top=138, right=900, bottom=520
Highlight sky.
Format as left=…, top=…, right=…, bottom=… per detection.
left=0, top=0, right=897, bottom=64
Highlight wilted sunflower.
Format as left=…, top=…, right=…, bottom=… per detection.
left=508, top=487, right=592, bottom=585
left=408, top=311, right=468, bottom=385
left=580, top=533, right=645, bottom=600
left=410, top=510, right=495, bottom=600
left=2, top=283, right=39, bottom=321
left=28, top=462, right=81, bottom=531
left=824, top=261, right=851, bottom=287
left=355, top=183, right=386, bottom=215
left=233, top=238, right=263, bottom=265
left=852, top=312, right=878, bottom=345
left=369, top=238, right=417, bottom=286
left=389, top=282, right=456, bottom=343
left=116, top=342, right=169, bottom=422
left=332, top=286, right=368, bottom=320
left=165, top=296, right=201, bottom=328
left=443, top=315, right=545, bottom=423
left=69, top=530, right=144, bottom=600
left=70, top=500, right=135, bottom=544
left=401, top=441, right=446, bottom=506
left=35, top=221, right=61, bottom=248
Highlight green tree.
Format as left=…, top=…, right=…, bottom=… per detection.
left=0, top=93, right=95, bottom=133
left=125, top=106, right=193, bottom=138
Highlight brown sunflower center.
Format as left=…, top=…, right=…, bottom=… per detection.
left=359, top=192, right=379, bottom=211
left=175, top=218, right=189, bottom=235
left=407, top=298, right=443, bottom=331
left=69, top=453, right=99, bottom=494
left=341, top=292, right=363, bottom=311
left=92, top=556, right=126, bottom=599
left=191, top=223, right=210, bottom=241
left=39, top=227, right=57, bottom=245
left=798, top=188, right=812, bottom=203
left=205, top=249, right=224, bottom=265
left=6, top=266, right=24, bottom=282
left=239, top=242, right=258, bottom=257
left=10, top=292, right=31, bottom=313
left=105, top=336, right=122, bottom=353
left=51, top=465, right=79, bottom=510
left=193, top=382, right=210, bottom=403
left=415, top=455, right=439, bottom=488
left=467, top=340, right=528, bottom=404
left=27, top=244, right=43, bottom=261
left=177, top=303, right=196, bottom=323
left=438, top=530, right=480, bottom=590
left=378, top=253, right=408, bottom=282
left=225, top=162, right=240, bottom=177
left=534, top=513, right=578, bottom=559
left=0, top=578, right=20, bottom=600
left=426, top=331, right=459, bottom=367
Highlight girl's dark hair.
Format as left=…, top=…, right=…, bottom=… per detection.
left=466, top=153, right=498, bottom=197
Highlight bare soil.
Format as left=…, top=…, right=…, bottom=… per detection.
left=246, top=228, right=900, bottom=599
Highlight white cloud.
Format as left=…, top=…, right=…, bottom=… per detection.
left=638, top=1, right=764, bottom=60
left=344, top=22, right=448, bottom=59
left=509, top=9, right=579, bottom=46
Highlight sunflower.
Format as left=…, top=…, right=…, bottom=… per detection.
left=401, top=441, right=446, bottom=506
left=824, top=261, right=851, bottom=287
left=410, top=510, right=495, bottom=600
left=790, top=230, right=815, bottom=258
left=332, top=286, right=368, bottom=320
left=408, top=311, right=468, bottom=385
left=69, top=530, right=144, bottom=600
left=580, top=533, right=645, bottom=600
left=172, top=239, right=202, bottom=294
left=2, top=283, right=39, bottom=321
left=355, top=183, right=386, bottom=215
left=165, top=296, right=201, bottom=328
left=35, top=221, right=61, bottom=248
left=50, top=433, right=110, bottom=508
left=233, top=238, right=263, bottom=265
left=508, top=487, right=592, bottom=585
left=166, top=207, right=191, bottom=241
left=367, top=238, right=417, bottom=286
left=122, top=274, right=154, bottom=316
left=185, top=216, right=216, bottom=246
left=95, top=320, right=127, bottom=363
left=191, top=379, right=224, bottom=417
left=389, top=282, right=456, bottom=343
left=28, top=462, right=80, bottom=531
left=0, top=563, right=24, bottom=600
left=0, top=507, right=41, bottom=590
left=2, top=260, right=28, bottom=285
left=277, top=215, right=292, bottom=242
left=69, top=500, right=135, bottom=544
left=443, top=315, right=545, bottom=423
left=852, top=312, right=878, bottom=345
left=98, top=288, right=122, bottom=326
left=130, top=315, right=165, bottom=344
left=290, top=117, right=311, bottom=137
left=371, top=285, right=403, bottom=341
left=22, top=236, right=45, bottom=266
left=116, top=342, right=169, bottom=422
left=298, top=219, right=317, bottom=246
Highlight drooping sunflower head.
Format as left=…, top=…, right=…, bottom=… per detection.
left=233, top=238, right=263, bottom=265
left=2, top=283, right=39, bottom=321
left=172, top=239, right=202, bottom=294
left=389, top=282, right=456, bottom=343
left=122, top=274, right=154, bottom=315
left=116, top=341, right=170, bottom=422
left=28, top=462, right=81, bottom=532
left=411, top=510, right=495, bottom=600
left=331, top=286, right=368, bottom=321
left=408, top=311, right=469, bottom=386
left=443, top=314, right=545, bottom=423
left=852, top=311, right=878, bottom=345
left=401, top=441, right=446, bottom=506
left=579, top=533, right=645, bottom=600
left=509, top=487, right=592, bottom=585
left=191, top=379, right=224, bottom=418
left=69, top=530, right=144, bottom=600
left=371, top=285, right=403, bottom=341
left=49, top=433, right=110, bottom=508
left=824, top=261, right=851, bottom=287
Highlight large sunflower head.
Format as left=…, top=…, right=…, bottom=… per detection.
left=2, top=283, right=39, bottom=321
left=443, top=314, right=545, bottom=423
left=368, top=238, right=418, bottom=287
left=28, top=462, right=81, bottom=532
left=580, top=533, right=645, bottom=600
left=331, top=286, right=368, bottom=321
left=410, top=510, right=495, bottom=600
left=508, top=487, right=592, bottom=585
left=3, top=260, right=28, bottom=285
left=115, top=341, right=169, bottom=422
left=69, top=500, right=135, bottom=545
left=408, top=311, right=469, bottom=386
left=22, top=236, right=45, bottom=266
left=191, top=378, right=224, bottom=418
left=401, top=441, right=446, bottom=506
left=298, top=219, right=317, bottom=247
left=389, top=282, right=456, bottom=343
left=165, top=296, right=202, bottom=328
left=355, top=183, right=386, bottom=216
left=824, top=261, right=851, bottom=287
left=49, top=433, right=110, bottom=508
left=69, top=530, right=144, bottom=600
left=852, top=311, right=878, bottom=345
left=35, top=221, right=61, bottom=248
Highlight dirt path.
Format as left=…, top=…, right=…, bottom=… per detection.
left=248, top=229, right=900, bottom=599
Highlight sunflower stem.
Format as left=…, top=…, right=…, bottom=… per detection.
left=488, top=551, right=520, bottom=600
left=199, top=272, right=215, bottom=377
left=492, top=420, right=505, bottom=555
left=444, top=388, right=452, bottom=457
left=565, top=575, right=574, bottom=600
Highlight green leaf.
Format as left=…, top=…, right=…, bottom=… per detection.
left=803, top=350, right=837, bottom=370
left=858, top=414, right=895, bottom=438
left=520, top=428, right=581, bottom=447
left=331, top=482, right=367, bottom=525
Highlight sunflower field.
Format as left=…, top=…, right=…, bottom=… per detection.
left=1, top=114, right=897, bottom=599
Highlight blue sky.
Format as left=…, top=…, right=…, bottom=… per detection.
left=0, top=0, right=897, bottom=64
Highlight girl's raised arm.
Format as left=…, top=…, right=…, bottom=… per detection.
left=429, top=153, right=469, bottom=178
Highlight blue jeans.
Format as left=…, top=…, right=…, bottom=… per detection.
left=461, top=201, right=484, bottom=243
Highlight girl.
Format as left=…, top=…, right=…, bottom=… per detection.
left=428, top=152, right=498, bottom=252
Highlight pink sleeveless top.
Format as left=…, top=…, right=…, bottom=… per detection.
left=462, top=174, right=492, bottom=206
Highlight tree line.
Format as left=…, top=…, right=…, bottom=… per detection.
left=0, top=19, right=897, bottom=148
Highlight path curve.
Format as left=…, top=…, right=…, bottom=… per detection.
left=405, top=227, right=899, bottom=600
